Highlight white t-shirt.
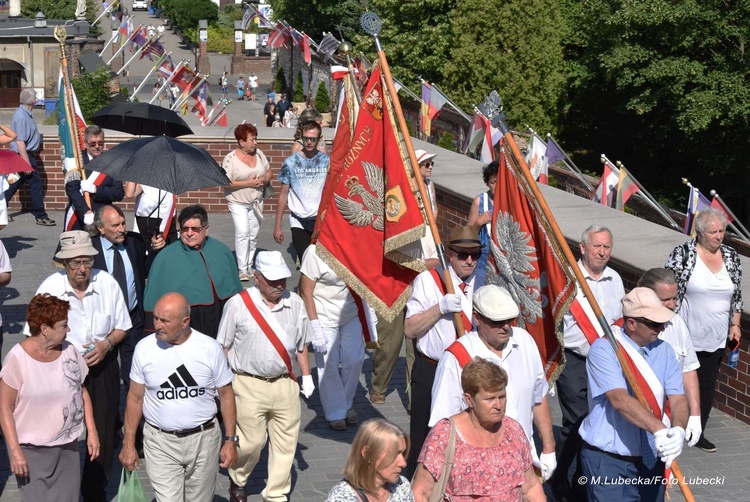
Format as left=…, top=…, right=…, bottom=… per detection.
left=299, top=245, right=358, bottom=328
left=681, top=257, right=734, bottom=352
left=131, top=330, right=234, bottom=431
left=659, top=312, right=700, bottom=372
left=248, top=75, right=258, bottom=88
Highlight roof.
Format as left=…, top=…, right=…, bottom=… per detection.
left=0, top=17, right=90, bottom=39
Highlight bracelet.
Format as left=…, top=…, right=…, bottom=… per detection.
left=104, top=337, right=114, bottom=352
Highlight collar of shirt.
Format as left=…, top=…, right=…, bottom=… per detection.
left=259, top=289, right=291, bottom=312
left=19, top=105, right=33, bottom=118
left=62, top=271, right=97, bottom=298
left=447, top=265, right=476, bottom=291
left=578, top=260, right=614, bottom=283
left=620, top=326, right=658, bottom=357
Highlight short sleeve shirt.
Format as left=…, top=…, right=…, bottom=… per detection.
left=10, top=105, right=41, bottom=153
left=277, top=151, right=329, bottom=223
left=299, top=245, right=358, bottom=328
left=131, top=330, right=233, bottom=431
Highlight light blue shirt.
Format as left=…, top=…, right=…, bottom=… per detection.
left=10, top=105, right=41, bottom=153
left=579, top=326, right=683, bottom=456
left=100, top=236, right=137, bottom=311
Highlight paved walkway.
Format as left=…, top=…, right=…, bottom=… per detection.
left=0, top=211, right=748, bottom=501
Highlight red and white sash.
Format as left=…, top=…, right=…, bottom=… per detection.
left=347, top=287, right=378, bottom=348
left=65, top=171, right=108, bottom=231
left=239, top=288, right=296, bottom=380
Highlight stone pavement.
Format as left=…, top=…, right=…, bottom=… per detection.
left=0, top=213, right=748, bottom=501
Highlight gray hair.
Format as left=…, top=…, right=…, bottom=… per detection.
left=84, top=125, right=104, bottom=143
left=695, top=207, right=728, bottom=236
left=637, top=268, right=677, bottom=290
left=94, top=204, right=125, bottom=229
left=581, top=225, right=612, bottom=246
left=19, top=88, right=36, bottom=106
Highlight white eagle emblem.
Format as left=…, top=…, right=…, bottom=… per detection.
left=486, top=211, right=544, bottom=328
left=334, top=161, right=385, bottom=231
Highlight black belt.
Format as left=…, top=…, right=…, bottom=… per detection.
left=234, top=370, right=289, bottom=383
left=149, top=417, right=215, bottom=438
left=584, top=442, right=642, bottom=464
left=417, top=350, right=438, bottom=365
left=564, top=348, right=587, bottom=360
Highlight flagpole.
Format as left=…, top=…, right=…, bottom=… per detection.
left=151, top=60, right=185, bottom=104
left=363, top=12, right=464, bottom=338
left=106, top=24, right=144, bottom=66
left=710, top=190, right=750, bottom=242
left=173, top=74, right=205, bottom=111
left=99, top=29, right=119, bottom=58
left=118, top=35, right=155, bottom=76
left=54, top=26, right=90, bottom=209
left=92, top=0, right=118, bottom=27
left=603, top=156, right=681, bottom=231
left=498, top=119, right=696, bottom=502
left=130, top=52, right=170, bottom=102
left=430, top=82, right=471, bottom=123
left=546, top=134, right=595, bottom=191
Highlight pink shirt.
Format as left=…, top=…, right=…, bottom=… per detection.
left=419, top=416, right=532, bottom=502
left=1, top=342, right=89, bottom=446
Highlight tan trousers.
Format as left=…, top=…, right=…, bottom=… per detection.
left=143, top=419, right=221, bottom=502
left=230, top=374, right=301, bottom=502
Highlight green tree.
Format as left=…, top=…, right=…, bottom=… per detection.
left=70, top=67, right=113, bottom=120
left=441, top=0, right=567, bottom=135
left=437, top=131, right=456, bottom=152
left=294, top=74, right=305, bottom=102
left=315, top=84, right=330, bottom=113
left=163, top=0, right=218, bottom=33
left=22, top=0, right=100, bottom=33
left=269, top=0, right=364, bottom=40
left=274, top=66, right=287, bottom=93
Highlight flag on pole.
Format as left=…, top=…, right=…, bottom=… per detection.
left=330, top=66, right=349, bottom=80
left=546, top=136, right=565, bottom=165
left=57, top=69, right=87, bottom=174
left=129, top=26, right=149, bottom=50
left=155, top=54, right=175, bottom=80
left=317, top=32, right=340, bottom=62
left=299, top=34, right=312, bottom=64
left=591, top=160, right=618, bottom=207
left=487, top=149, right=576, bottom=382
left=268, top=23, right=291, bottom=48
left=191, top=81, right=209, bottom=123
left=525, top=133, right=549, bottom=184
left=241, top=5, right=258, bottom=30
left=684, top=186, right=711, bottom=236
left=710, top=196, right=735, bottom=223
left=139, top=39, right=165, bottom=61
left=215, top=108, right=228, bottom=127
left=171, top=66, right=197, bottom=93
left=315, top=65, right=426, bottom=320
left=420, top=82, right=431, bottom=136
left=614, top=166, right=640, bottom=210
left=116, top=16, right=132, bottom=44
left=428, top=85, right=448, bottom=121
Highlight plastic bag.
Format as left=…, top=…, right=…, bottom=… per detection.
left=117, top=469, right=148, bottom=502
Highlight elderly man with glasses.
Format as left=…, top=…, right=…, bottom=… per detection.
left=27, top=230, right=132, bottom=501
left=144, top=205, right=242, bottom=339
left=273, top=121, right=329, bottom=265
left=64, top=125, right=125, bottom=231
left=403, top=224, right=485, bottom=477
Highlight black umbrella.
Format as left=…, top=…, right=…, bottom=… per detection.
left=86, top=136, right=230, bottom=194
left=90, top=101, right=193, bottom=137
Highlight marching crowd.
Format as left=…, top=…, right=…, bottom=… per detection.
left=0, top=88, right=743, bottom=502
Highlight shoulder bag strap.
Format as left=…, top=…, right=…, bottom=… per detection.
left=428, top=417, right=457, bottom=502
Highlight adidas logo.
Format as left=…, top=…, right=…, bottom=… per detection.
left=156, top=364, right=207, bottom=400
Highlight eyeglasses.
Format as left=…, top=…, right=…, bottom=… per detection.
left=636, top=318, right=666, bottom=330
left=421, top=162, right=434, bottom=168
left=180, top=225, right=206, bottom=234
left=67, top=259, right=94, bottom=269
left=87, top=141, right=104, bottom=147
left=302, top=136, right=321, bottom=143
left=450, top=248, right=482, bottom=261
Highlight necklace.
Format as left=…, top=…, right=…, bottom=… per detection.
left=469, top=412, right=499, bottom=447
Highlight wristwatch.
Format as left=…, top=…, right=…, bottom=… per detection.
left=225, top=435, right=240, bottom=446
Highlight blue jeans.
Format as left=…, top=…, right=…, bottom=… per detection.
left=4, top=153, right=49, bottom=219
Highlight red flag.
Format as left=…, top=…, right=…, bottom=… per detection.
left=316, top=66, right=426, bottom=320
left=300, top=34, right=312, bottom=64
left=710, top=196, right=734, bottom=223
left=268, top=23, right=291, bottom=48
left=488, top=149, right=576, bottom=382
left=216, top=109, right=228, bottom=127
left=420, top=82, right=431, bottom=136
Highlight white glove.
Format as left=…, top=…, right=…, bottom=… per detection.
left=300, top=374, right=315, bottom=398
left=80, top=179, right=97, bottom=194
left=684, top=416, right=702, bottom=447
left=539, top=452, right=557, bottom=481
left=439, top=293, right=463, bottom=314
left=83, top=212, right=94, bottom=226
left=310, top=320, right=328, bottom=354
left=654, top=426, right=685, bottom=461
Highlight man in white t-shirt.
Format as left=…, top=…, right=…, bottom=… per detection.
left=120, top=292, right=238, bottom=501
left=248, top=73, right=258, bottom=101
left=273, top=121, right=329, bottom=265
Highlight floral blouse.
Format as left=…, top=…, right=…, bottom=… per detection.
left=665, top=239, right=743, bottom=313
left=418, top=416, right=532, bottom=502
left=326, top=476, right=414, bottom=502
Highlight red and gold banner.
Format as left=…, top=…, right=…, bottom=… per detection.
left=316, top=65, right=425, bottom=321
left=489, top=150, right=576, bottom=383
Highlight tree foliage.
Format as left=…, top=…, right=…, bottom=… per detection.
left=22, top=0, right=100, bottom=32
left=274, top=66, right=287, bottom=93
left=71, top=67, right=113, bottom=120
left=269, top=0, right=364, bottom=40
left=315, top=84, right=330, bottom=113
left=161, top=0, right=218, bottom=33
left=294, top=74, right=305, bottom=102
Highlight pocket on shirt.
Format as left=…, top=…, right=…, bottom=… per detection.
left=92, top=313, right=112, bottom=337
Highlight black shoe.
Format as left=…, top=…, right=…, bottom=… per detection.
left=229, top=479, right=247, bottom=502
left=696, top=436, right=717, bottom=452
left=7, top=216, right=12, bottom=222
left=36, top=217, right=56, bottom=226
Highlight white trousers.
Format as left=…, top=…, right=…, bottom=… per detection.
left=315, top=317, right=365, bottom=421
left=143, top=419, right=221, bottom=502
left=228, top=201, right=261, bottom=273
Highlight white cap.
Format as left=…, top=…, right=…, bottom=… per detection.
left=622, top=287, right=675, bottom=323
left=473, top=285, right=520, bottom=321
left=254, top=251, right=291, bottom=280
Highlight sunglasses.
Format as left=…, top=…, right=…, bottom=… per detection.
left=421, top=162, right=434, bottom=168
left=450, top=248, right=482, bottom=261
left=87, top=141, right=104, bottom=147
left=478, top=313, right=515, bottom=328
left=636, top=318, right=666, bottom=330
left=180, top=225, right=206, bottom=234
left=302, top=136, right=321, bottom=143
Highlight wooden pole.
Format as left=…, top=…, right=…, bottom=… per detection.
left=500, top=124, right=695, bottom=501
left=369, top=31, right=464, bottom=338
